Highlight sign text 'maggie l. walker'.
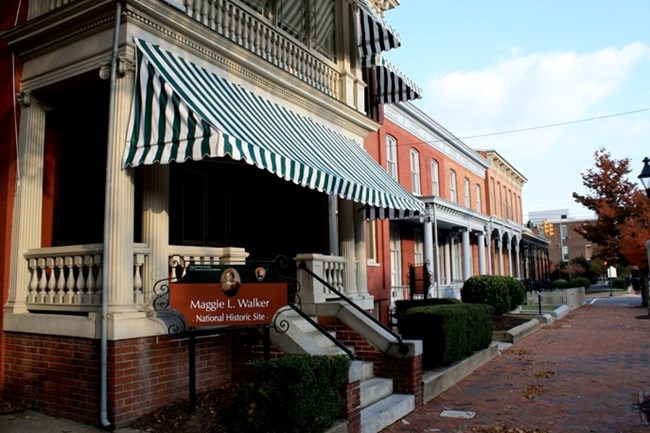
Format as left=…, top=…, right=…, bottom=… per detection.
left=169, top=264, right=288, bottom=327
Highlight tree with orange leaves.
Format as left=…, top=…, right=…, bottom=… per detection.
left=573, top=149, right=650, bottom=308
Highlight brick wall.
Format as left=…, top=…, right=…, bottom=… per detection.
left=4, top=332, right=233, bottom=429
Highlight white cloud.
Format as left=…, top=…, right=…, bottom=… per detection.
left=420, top=42, right=650, bottom=217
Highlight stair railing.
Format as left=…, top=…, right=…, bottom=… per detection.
left=298, top=261, right=409, bottom=355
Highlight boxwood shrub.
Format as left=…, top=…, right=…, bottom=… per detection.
left=393, top=297, right=460, bottom=326
left=225, top=354, right=350, bottom=433
left=461, top=275, right=524, bottom=315
left=397, top=303, right=494, bottom=368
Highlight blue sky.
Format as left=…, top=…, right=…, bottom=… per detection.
left=384, top=1, right=650, bottom=220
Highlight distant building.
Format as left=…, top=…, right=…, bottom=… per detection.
left=530, top=211, right=598, bottom=267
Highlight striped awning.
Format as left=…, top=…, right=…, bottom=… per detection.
left=355, top=0, right=400, bottom=58
left=354, top=2, right=421, bottom=104
left=123, top=39, right=424, bottom=219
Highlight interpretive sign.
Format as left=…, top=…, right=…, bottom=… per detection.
left=170, top=264, right=288, bottom=327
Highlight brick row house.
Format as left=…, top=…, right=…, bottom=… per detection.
left=364, top=102, right=551, bottom=322
left=0, top=1, right=550, bottom=431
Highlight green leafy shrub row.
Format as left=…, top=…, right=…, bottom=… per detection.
left=397, top=303, right=494, bottom=368
left=223, top=354, right=350, bottom=433
left=552, top=277, right=591, bottom=289
left=393, top=297, right=460, bottom=325
left=460, top=275, right=525, bottom=315
left=612, top=277, right=627, bottom=289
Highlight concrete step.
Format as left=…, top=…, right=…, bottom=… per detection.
left=360, top=393, right=414, bottom=433
left=360, top=377, right=393, bottom=408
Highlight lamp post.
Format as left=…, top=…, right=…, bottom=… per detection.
left=637, top=157, right=650, bottom=313
left=638, top=157, right=650, bottom=198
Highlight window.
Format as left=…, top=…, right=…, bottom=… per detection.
left=410, top=148, right=421, bottom=195
left=414, top=228, right=423, bottom=264
left=389, top=224, right=402, bottom=287
left=475, top=184, right=482, bottom=212
left=431, top=159, right=439, bottom=196
left=463, top=177, right=470, bottom=207
left=386, top=135, right=398, bottom=180
left=241, top=0, right=337, bottom=60
left=489, top=177, right=496, bottom=214
left=366, top=220, right=378, bottom=264
left=449, top=170, right=457, bottom=203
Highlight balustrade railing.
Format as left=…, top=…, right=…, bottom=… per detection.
left=294, top=253, right=347, bottom=305
left=29, top=0, right=341, bottom=99
left=25, top=243, right=149, bottom=312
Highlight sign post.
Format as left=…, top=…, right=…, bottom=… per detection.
left=166, top=262, right=289, bottom=412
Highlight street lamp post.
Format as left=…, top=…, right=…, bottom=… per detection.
left=637, top=157, right=650, bottom=314
left=638, top=157, right=650, bottom=198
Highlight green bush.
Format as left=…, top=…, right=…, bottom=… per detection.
left=552, top=279, right=569, bottom=289
left=393, top=298, right=460, bottom=326
left=461, top=275, right=522, bottom=315
left=398, top=303, right=494, bottom=368
left=569, top=277, right=591, bottom=290
left=225, top=355, right=350, bottom=433
left=613, top=277, right=627, bottom=289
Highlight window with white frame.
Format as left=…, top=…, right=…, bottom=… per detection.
left=414, top=228, right=423, bottom=264
left=431, top=159, right=439, bottom=196
left=449, top=170, right=457, bottom=203
left=475, top=184, right=482, bottom=212
left=386, top=135, right=398, bottom=181
left=463, top=177, right=470, bottom=207
left=389, top=223, right=402, bottom=287
left=366, top=220, right=378, bottom=264
left=410, top=148, right=421, bottom=195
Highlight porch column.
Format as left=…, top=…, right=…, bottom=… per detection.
left=142, top=164, right=169, bottom=304
left=103, top=59, right=136, bottom=312
left=444, top=238, right=452, bottom=285
left=461, top=228, right=471, bottom=280
left=498, top=237, right=504, bottom=275
left=485, top=231, right=492, bottom=275
left=423, top=211, right=434, bottom=292
left=507, top=235, right=513, bottom=277
left=477, top=231, right=486, bottom=275
left=338, top=199, right=358, bottom=297
left=353, top=202, right=369, bottom=298
left=514, top=236, right=522, bottom=279
left=6, top=93, right=50, bottom=313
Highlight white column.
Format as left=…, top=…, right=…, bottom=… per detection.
left=103, top=59, right=136, bottom=312
left=6, top=93, right=50, bottom=313
left=353, top=202, right=369, bottom=297
left=485, top=231, right=492, bottom=275
left=477, top=231, right=486, bottom=275
left=514, top=238, right=521, bottom=279
left=506, top=235, right=513, bottom=276
left=338, top=199, right=358, bottom=296
left=142, top=164, right=169, bottom=302
left=462, top=228, right=472, bottom=279
left=498, top=237, right=505, bottom=276
left=423, top=211, right=434, bottom=292
left=444, top=239, right=452, bottom=285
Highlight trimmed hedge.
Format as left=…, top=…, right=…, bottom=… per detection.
left=393, top=297, right=460, bottom=326
left=461, top=275, right=525, bottom=315
left=224, top=354, right=350, bottom=433
left=398, top=303, right=494, bottom=368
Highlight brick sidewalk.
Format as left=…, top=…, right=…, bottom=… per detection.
left=381, top=299, right=650, bottom=433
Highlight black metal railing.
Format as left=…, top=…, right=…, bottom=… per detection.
left=298, top=261, right=409, bottom=355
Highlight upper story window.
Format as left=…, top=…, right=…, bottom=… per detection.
left=386, top=135, right=398, bottom=181
left=414, top=228, right=423, bottom=264
left=449, top=169, right=457, bottom=203
left=475, top=184, right=482, bottom=212
left=463, top=177, right=470, bottom=208
left=431, top=159, right=439, bottom=196
left=410, top=148, right=421, bottom=195
left=241, top=0, right=337, bottom=60
left=489, top=177, right=496, bottom=214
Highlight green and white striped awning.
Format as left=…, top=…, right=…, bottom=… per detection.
left=123, top=39, right=424, bottom=219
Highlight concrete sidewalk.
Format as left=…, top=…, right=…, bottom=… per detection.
left=0, top=409, right=143, bottom=433
left=381, top=293, right=650, bottom=433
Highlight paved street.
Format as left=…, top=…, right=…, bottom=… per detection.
left=381, top=294, right=650, bottom=433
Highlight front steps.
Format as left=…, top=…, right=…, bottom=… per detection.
left=358, top=361, right=414, bottom=433
left=271, top=311, right=414, bottom=433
